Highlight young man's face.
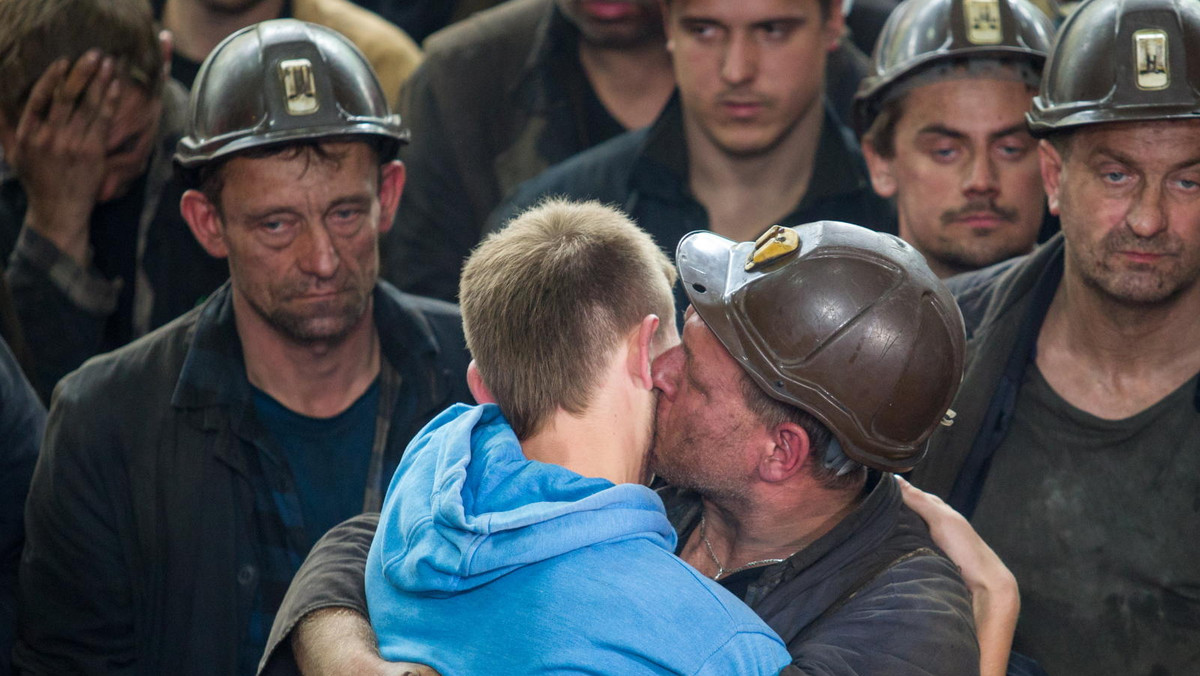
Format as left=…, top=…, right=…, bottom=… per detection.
left=1043, top=119, right=1200, bottom=305
left=198, top=142, right=403, bottom=345
left=649, top=306, right=757, bottom=500
left=864, top=77, right=1044, bottom=278
left=666, top=0, right=841, bottom=158
left=99, top=84, right=162, bottom=203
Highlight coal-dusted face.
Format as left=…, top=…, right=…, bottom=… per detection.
left=1045, top=119, right=1200, bottom=305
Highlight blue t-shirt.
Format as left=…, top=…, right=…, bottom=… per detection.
left=252, top=379, right=379, bottom=546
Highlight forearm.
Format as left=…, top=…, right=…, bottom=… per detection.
left=261, top=513, right=438, bottom=676
left=6, top=228, right=116, bottom=398
left=896, top=476, right=1017, bottom=676
left=969, top=562, right=1019, bottom=676
left=291, top=607, right=382, bottom=674
left=260, top=514, right=378, bottom=675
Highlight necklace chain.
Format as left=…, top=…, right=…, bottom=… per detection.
left=698, top=514, right=791, bottom=581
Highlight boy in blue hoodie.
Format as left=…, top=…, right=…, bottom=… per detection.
left=364, top=199, right=791, bottom=674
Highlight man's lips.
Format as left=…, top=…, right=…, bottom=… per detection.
left=579, top=0, right=640, bottom=20
left=951, top=212, right=1006, bottom=229
left=719, top=100, right=766, bottom=119
left=1118, top=250, right=1169, bottom=265
left=292, top=288, right=346, bottom=301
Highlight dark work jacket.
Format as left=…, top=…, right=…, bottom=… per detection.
left=492, top=96, right=896, bottom=243
left=491, top=97, right=896, bottom=319
left=910, top=235, right=1066, bottom=511
left=0, top=334, right=45, bottom=676
left=664, top=474, right=978, bottom=675
left=381, top=0, right=609, bottom=302
left=258, top=474, right=977, bottom=676
left=15, top=281, right=471, bottom=676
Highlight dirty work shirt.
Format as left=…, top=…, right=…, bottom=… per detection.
left=251, top=380, right=379, bottom=546
left=970, top=366, right=1200, bottom=676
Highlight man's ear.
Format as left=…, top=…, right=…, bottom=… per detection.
left=377, top=160, right=406, bottom=235
left=660, top=0, right=675, bottom=53
left=158, top=30, right=174, bottom=82
left=758, top=423, right=810, bottom=483
left=627, top=314, right=660, bottom=391
left=466, top=360, right=496, bottom=405
left=862, top=139, right=898, bottom=199
left=180, top=189, right=229, bottom=259
left=823, top=0, right=847, bottom=51
left=1039, top=139, right=1064, bottom=216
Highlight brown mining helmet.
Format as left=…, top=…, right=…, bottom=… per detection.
left=853, top=0, right=1056, bottom=135
left=1027, top=0, right=1200, bottom=136
left=675, top=222, right=966, bottom=473
left=175, top=19, right=409, bottom=173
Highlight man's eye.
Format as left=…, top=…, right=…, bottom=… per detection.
left=931, top=147, right=959, bottom=162
left=997, top=144, right=1026, bottom=158
left=106, top=135, right=140, bottom=158
left=260, top=218, right=292, bottom=234
left=759, top=22, right=794, bottom=40
left=329, top=208, right=366, bottom=230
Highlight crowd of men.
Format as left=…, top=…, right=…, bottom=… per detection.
left=0, top=0, right=1197, bottom=674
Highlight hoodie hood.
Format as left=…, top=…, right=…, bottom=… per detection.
left=373, top=403, right=677, bottom=594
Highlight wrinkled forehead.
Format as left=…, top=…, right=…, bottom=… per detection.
left=1064, top=118, right=1200, bottom=162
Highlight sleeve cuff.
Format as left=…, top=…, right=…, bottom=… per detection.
left=11, top=227, right=121, bottom=315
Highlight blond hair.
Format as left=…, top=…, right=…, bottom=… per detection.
left=460, top=198, right=676, bottom=439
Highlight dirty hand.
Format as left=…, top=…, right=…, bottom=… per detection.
left=5, top=50, right=120, bottom=265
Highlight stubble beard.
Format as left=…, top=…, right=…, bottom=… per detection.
left=248, top=283, right=373, bottom=347
left=649, top=423, right=750, bottom=503
left=930, top=199, right=1027, bottom=268
left=1071, top=226, right=1197, bottom=305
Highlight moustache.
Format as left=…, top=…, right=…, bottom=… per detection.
left=940, top=200, right=1019, bottom=226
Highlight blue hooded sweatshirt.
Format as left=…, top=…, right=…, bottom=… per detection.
left=365, top=403, right=790, bottom=675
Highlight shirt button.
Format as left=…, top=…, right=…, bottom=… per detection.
left=237, top=564, right=257, bottom=587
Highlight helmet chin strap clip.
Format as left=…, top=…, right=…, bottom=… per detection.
left=822, top=437, right=859, bottom=476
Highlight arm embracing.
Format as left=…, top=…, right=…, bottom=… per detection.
left=260, top=514, right=436, bottom=676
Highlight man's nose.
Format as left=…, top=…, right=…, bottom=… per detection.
left=296, top=223, right=340, bottom=279
left=1125, top=180, right=1169, bottom=239
left=962, top=150, right=1000, bottom=197
left=721, top=33, right=758, bottom=86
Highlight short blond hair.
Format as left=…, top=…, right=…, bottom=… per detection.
left=460, top=198, right=676, bottom=439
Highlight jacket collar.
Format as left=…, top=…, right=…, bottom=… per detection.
left=960, top=233, right=1065, bottom=342
left=631, top=96, right=873, bottom=212
left=170, top=280, right=444, bottom=414
left=510, top=0, right=579, bottom=114
left=914, top=235, right=1066, bottom=500
left=660, top=470, right=898, bottom=600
